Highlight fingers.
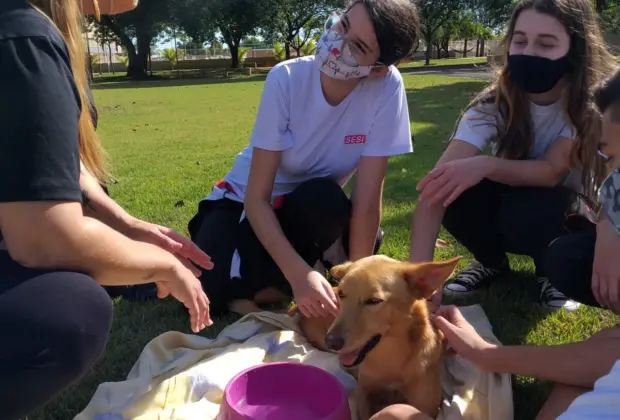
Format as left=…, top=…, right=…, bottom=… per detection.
left=321, top=283, right=339, bottom=315
left=176, top=255, right=202, bottom=277
left=434, top=304, right=465, bottom=324
left=430, top=289, right=442, bottom=308
left=417, top=166, right=446, bottom=192
left=430, top=315, right=459, bottom=340
left=152, top=228, right=183, bottom=253
left=443, top=184, right=467, bottom=207
left=156, top=282, right=170, bottom=299
left=160, top=227, right=214, bottom=270
left=428, top=179, right=459, bottom=206
left=418, top=175, right=450, bottom=203
left=301, top=302, right=320, bottom=318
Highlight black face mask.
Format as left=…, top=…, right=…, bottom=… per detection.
left=507, top=54, right=572, bottom=94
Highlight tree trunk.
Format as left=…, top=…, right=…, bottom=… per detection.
left=230, top=43, right=240, bottom=68
left=108, top=42, right=114, bottom=75
left=463, top=39, right=468, bottom=58
left=285, top=42, right=291, bottom=60
left=99, top=16, right=142, bottom=78
left=128, top=33, right=150, bottom=79
left=476, top=39, right=480, bottom=57
left=424, top=30, right=432, bottom=65
left=480, top=39, right=486, bottom=56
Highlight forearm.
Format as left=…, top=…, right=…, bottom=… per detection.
left=245, top=200, right=311, bottom=283
left=485, top=334, right=620, bottom=387
left=81, top=170, right=135, bottom=235
left=485, top=156, right=563, bottom=187
left=67, top=217, right=178, bottom=285
left=409, top=202, right=445, bottom=262
left=348, top=208, right=380, bottom=261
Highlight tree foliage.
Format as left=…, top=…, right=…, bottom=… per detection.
left=262, top=0, right=339, bottom=60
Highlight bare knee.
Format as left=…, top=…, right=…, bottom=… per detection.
left=370, top=404, right=433, bottom=420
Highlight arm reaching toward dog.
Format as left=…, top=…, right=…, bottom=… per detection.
left=409, top=140, right=481, bottom=264
left=432, top=305, right=620, bottom=388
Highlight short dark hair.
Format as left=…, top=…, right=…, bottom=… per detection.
left=347, top=0, right=419, bottom=66
left=594, top=67, right=620, bottom=121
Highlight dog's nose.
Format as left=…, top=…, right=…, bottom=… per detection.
left=324, top=333, right=345, bottom=351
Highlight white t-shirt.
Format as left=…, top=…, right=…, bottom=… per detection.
left=205, top=56, right=413, bottom=203
left=453, top=99, right=574, bottom=158
left=557, top=359, right=620, bottom=419
left=452, top=99, right=582, bottom=191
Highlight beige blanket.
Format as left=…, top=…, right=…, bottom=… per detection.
left=74, top=304, right=513, bottom=420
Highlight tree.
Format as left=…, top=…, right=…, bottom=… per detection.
left=263, top=0, right=339, bottom=60
left=207, top=0, right=269, bottom=68
left=600, top=1, right=620, bottom=34
left=95, top=0, right=172, bottom=78
left=417, top=0, right=466, bottom=65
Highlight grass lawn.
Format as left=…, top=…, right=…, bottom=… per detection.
left=30, top=73, right=619, bottom=420
left=398, top=56, right=489, bottom=68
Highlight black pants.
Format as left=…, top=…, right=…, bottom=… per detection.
left=545, top=223, right=600, bottom=307
left=442, top=179, right=575, bottom=275
left=189, top=178, right=376, bottom=316
left=0, top=253, right=113, bottom=420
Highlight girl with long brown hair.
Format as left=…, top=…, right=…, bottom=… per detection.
left=408, top=0, right=617, bottom=311
left=0, top=1, right=213, bottom=417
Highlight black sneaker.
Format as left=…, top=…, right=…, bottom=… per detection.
left=538, top=277, right=580, bottom=312
left=444, top=261, right=509, bottom=295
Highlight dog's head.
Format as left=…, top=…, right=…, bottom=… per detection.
left=324, top=255, right=461, bottom=367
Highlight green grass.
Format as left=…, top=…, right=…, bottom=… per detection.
left=30, top=74, right=619, bottom=420
left=398, top=56, right=488, bottom=68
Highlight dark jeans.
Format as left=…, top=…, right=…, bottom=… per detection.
left=442, top=178, right=576, bottom=275
left=0, top=252, right=113, bottom=420
left=545, top=222, right=600, bottom=307
left=189, top=178, right=379, bottom=316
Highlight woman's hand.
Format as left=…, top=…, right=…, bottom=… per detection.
left=592, top=217, right=620, bottom=313
left=154, top=260, right=213, bottom=333
left=291, top=271, right=339, bottom=318
left=126, top=218, right=213, bottom=276
left=431, top=305, right=496, bottom=370
left=417, top=156, right=491, bottom=207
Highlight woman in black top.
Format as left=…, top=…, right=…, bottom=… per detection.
left=0, top=0, right=213, bottom=418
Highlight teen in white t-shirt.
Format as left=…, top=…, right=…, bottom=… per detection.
left=188, top=0, right=418, bottom=318
left=408, top=1, right=616, bottom=312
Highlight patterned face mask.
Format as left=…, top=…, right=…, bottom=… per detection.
left=315, top=28, right=375, bottom=80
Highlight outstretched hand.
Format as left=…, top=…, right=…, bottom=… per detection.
left=291, top=271, right=339, bottom=318
left=431, top=305, right=496, bottom=370
left=417, top=156, right=490, bottom=207
left=127, top=219, right=214, bottom=276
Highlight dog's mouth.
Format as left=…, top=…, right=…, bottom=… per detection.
left=337, top=334, right=382, bottom=367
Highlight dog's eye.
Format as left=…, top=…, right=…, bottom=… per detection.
left=365, top=297, right=383, bottom=305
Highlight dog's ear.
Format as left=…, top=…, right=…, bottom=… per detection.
left=401, top=256, right=462, bottom=299
left=330, top=261, right=353, bottom=281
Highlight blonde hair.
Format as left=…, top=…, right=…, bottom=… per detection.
left=455, top=0, right=618, bottom=202
left=29, top=0, right=109, bottom=182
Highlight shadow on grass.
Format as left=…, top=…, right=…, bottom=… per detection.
left=93, top=74, right=268, bottom=90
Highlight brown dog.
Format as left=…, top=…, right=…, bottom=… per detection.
left=289, top=255, right=462, bottom=419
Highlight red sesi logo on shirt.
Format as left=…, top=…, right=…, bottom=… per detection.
left=344, top=134, right=367, bottom=144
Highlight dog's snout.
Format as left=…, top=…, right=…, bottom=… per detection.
left=324, top=332, right=345, bottom=351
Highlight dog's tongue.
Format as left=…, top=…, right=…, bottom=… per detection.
left=338, top=349, right=360, bottom=366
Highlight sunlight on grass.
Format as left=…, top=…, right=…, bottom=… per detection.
left=29, top=73, right=620, bottom=420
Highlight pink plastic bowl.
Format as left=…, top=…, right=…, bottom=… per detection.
left=218, top=362, right=351, bottom=420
